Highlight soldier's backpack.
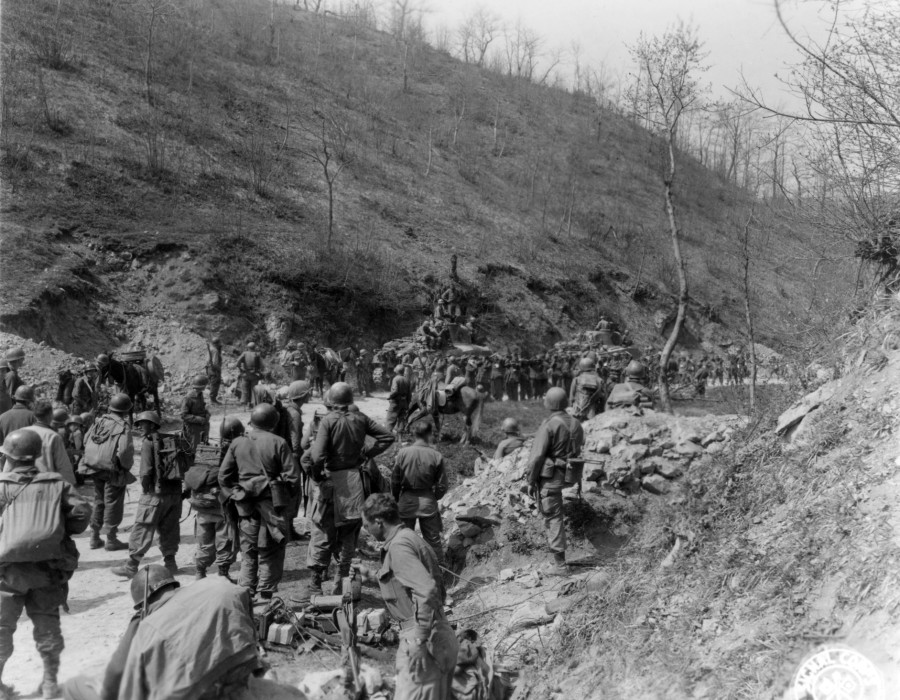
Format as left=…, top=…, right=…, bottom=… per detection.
left=155, top=432, right=191, bottom=482
left=183, top=445, right=221, bottom=510
left=83, top=415, right=129, bottom=472
left=0, top=473, right=65, bottom=563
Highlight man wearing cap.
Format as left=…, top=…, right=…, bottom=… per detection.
left=26, top=401, right=76, bottom=485
left=3, top=349, right=25, bottom=398
left=356, top=350, right=373, bottom=398
left=358, top=493, right=458, bottom=700
left=0, top=428, right=91, bottom=700
left=305, top=383, right=394, bottom=599
left=390, top=421, right=447, bottom=562
left=181, top=375, right=210, bottom=461
left=236, top=342, right=263, bottom=409
left=62, top=566, right=303, bottom=700
left=84, top=394, right=135, bottom=552
left=0, top=386, right=36, bottom=461
left=219, top=403, right=299, bottom=600
left=206, top=336, right=223, bottom=405
left=112, top=411, right=183, bottom=579
left=525, top=387, right=584, bottom=577
left=282, top=381, right=310, bottom=540
left=70, top=365, right=96, bottom=416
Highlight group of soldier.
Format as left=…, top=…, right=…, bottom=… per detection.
left=0, top=343, right=463, bottom=699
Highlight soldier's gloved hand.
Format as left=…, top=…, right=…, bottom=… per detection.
left=141, top=476, right=153, bottom=494
left=182, top=487, right=191, bottom=501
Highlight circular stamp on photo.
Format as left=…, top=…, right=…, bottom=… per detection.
left=791, top=644, right=885, bottom=700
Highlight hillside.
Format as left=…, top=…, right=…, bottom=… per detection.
left=0, top=0, right=857, bottom=357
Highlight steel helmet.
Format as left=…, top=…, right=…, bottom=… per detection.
left=275, top=386, right=289, bottom=401
left=544, top=387, right=569, bottom=411
left=51, top=408, right=70, bottom=428
left=5, top=347, right=25, bottom=362
left=360, top=349, right=369, bottom=356
left=192, top=375, right=208, bottom=389
left=80, top=412, right=94, bottom=429
left=130, top=564, right=180, bottom=608
left=109, top=394, right=133, bottom=413
left=0, top=429, right=42, bottom=461
left=250, top=403, right=279, bottom=431
left=96, top=353, right=110, bottom=366
left=585, top=351, right=599, bottom=364
left=625, top=361, right=646, bottom=379
left=220, top=416, right=245, bottom=441
left=13, top=385, right=35, bottom=403
left=135, top=411, right=161, bottom=427
left=211, top=336, right=221, bottom=345
left=578, top=357, right=595, bottom=372
left=247, top=341, right=256, bottom=349
left=329, top=382, right=353, bottom=406
left=286, top=341, right=295, bottom=349
left=394, top=365, right=405, bottom=374
left=66, top=415, right=84, bottom=427
left=287, top=380, right=311, bottom=401
left=500, top=417, right=520, bottom=435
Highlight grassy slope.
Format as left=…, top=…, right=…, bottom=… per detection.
left=527, top=304, right=900, bottom=698
left=0, top=0, right=855, bottom=352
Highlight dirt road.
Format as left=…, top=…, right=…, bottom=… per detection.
left=4, top=392, right=392, bottom=695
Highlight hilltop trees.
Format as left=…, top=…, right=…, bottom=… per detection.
left=627, top=24, right=708, bottom=412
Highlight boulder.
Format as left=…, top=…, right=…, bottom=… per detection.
left=776, top=381, right=838, bottom=438
left=457, top=523, right=482, bottom=539
left=674, top=442, right=704, bottom=458
left=706, top=442, right=725, bottom=455
left=628, top=430, right=653, bottom=445
left=700, top=432, right=723, bottom=447
left=652, top=459, right=683, bottom=479
left=642, top=474, right=671, bottom=495
left=499, top=568, right=516, bottom=582
left=474, top=527, right=495, bottom=545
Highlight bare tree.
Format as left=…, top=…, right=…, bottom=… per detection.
left=456, top=6, right=500, bottom=66
left=627, top=23, right=708, bottom=412
left=298, top=109, right=352, bottom=249
left=128, top=0, right=175, bottom=106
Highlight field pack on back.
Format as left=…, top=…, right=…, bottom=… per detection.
left=83, top=415, right=129, bottom=472
left=155, top=431, right=191, bottom=482
left=0, top=472, right=66, bottom=562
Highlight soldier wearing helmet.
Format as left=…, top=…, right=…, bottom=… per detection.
left=112, top=410, right=182, bottom=579
left=64, top=414, right=86, bottom=479
left=305, top=382, right=394, bottom=600
left=569, top=356, right=607, bottom=421
left=494, top=417, right=525, bottom=459
left=235, top=342, right=264, bottom=410
left=84, top=394, right=135, bottom=552
left=4, top=347, right=26, bottom=398
left=525, top=387, right=584, bottom=577
left=181, top=375, right=210, bottom=461
left=0, top=428, right=91, bottom=699
left=28, top=400, right=76, bottom=485
left=219, top=402, right=299, bottom=601
left=62, top=567, right=298, bottom=700
left=386, top=365, right=411, bottom=435
left=0, top=385, right=36, bottom=464
left=206, top=336, right=223, bottom=405
left=606, top=361, right=655, bottom=411
left=0, top=358, right=10, bottom=415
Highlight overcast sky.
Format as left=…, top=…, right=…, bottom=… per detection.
left=425, top=0, right=833, bottom=106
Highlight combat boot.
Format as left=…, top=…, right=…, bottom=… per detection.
left=39, top=654, right=60, bottom=699
left=217, top=565, right=234, bottom=582
left=290, top=568, right=324, bottom=607
left=164, top=556, right=178, bottom=575
left=104, top=529, right=128, bottom=551
left=111, top=557, right=139, bottom=578
left=544, top=552, right=570, bottom=577
left=89, top=529, right=104, bottom=550
left=195, top=566, right=207, bottom=580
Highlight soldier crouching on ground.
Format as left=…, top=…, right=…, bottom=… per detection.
left=61, top=566, right=305, bottom=700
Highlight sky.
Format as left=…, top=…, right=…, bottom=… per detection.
left=423, top=0, right=834, bottom=107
